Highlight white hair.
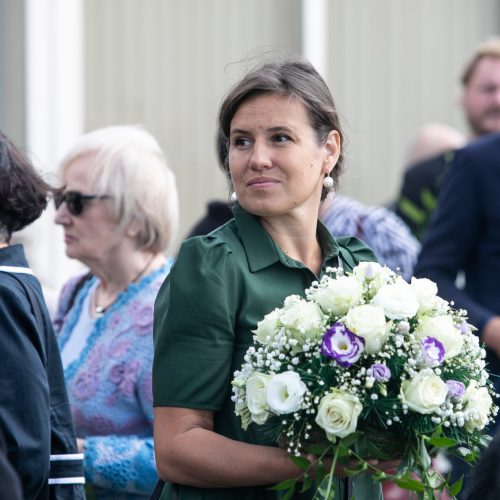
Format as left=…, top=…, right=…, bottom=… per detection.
left=59, top=125, right=179, bottom=253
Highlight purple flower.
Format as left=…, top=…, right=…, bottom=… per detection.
left=459, top=322, right=471, bottom=334
left=446, top=380, right=466, bottom=399
left=421, top=337, right=445, bottom=366
left=370, top=363, right=391, bottom=382
left=321, top=322, right=364, bottom=367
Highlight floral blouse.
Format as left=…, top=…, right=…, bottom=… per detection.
left=54, top=262, right=171, bottom=499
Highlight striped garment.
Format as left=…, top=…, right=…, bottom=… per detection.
left=320, top=195, right=421, bottom=281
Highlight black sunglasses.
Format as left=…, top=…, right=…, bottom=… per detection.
left=54, top=190, right=112, bottom=216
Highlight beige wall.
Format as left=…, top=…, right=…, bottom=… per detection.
left=328, top=0, right=500, bottom=204
left=84, top=0, right=500, bottom=241
left=85, top=0, right=302, bottom=242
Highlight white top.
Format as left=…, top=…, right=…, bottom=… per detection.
left=60, top=281, right=96, bottom=370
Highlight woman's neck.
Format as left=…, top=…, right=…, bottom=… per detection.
left=260, top=214, right=322, bottom=275
left=91, top=250, right=164, bottom=295
left=89, top=250, right=165, bottom=317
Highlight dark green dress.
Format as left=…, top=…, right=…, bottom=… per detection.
left=153, top=204, right=382, bottom=500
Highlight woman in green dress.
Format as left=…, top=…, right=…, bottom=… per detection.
left=152, top=57, right=383, bottom=499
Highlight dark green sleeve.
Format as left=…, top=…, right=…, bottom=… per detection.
left=336, top=236, right=378, bottom=272
left=153, top=237, right=238, bottom=410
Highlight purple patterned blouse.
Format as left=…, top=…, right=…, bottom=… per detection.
left=53, top=262, right=171, bottom=499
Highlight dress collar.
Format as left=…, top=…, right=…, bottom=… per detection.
left=232, top=204, right=340, bottom=273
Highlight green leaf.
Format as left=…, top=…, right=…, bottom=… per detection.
left=428, top=437, right=457, bottom=448
left=447, top=476, right=463, bottom=497
left=269, top=478, right=296, bottom=491
left=282, top=486, right=296, bottom=500
left=394, top=477, right=426, bottom=492
left=430, top=425, right=443, bottom=439
left=340, top=432, right=361, bottom=448
left=301, top=475, right=312, bottom=493
left=372, top=471, right=388, bottom=481
left=315, top=460, right=326, bottom=485
left=289, top=455, right=311, bottom=470
left=336, top=443, right=351, bottom=458
left=306, top=443, right=332, bottom=456
left=480, top=434, right=493, bottom=448
left=419, top=438, right=432, bottom=470
left=343, top=462, right=368, bottom=477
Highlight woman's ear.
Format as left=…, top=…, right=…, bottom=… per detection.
left=323, top=130, right=341, bottom=174
left=125, top=216, right=142, bottom=239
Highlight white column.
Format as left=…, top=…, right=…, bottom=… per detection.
left=21, top=0, right=85, bottom=313
left=301, top=0, right=329, bottom=78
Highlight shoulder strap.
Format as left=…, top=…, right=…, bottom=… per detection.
left=64, top=272, right=93, bottom=316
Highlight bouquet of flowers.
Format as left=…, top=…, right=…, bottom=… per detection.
left=232, top=262, right=498, bottom=499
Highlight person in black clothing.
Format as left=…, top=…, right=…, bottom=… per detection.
left=0, top=430, right=22, bottom=500
left=415, top=133, right=500, bottom=498
left=394, top=123, right=466, bottom=241
left=186, top=200, right=233, bottom=238
left=462, top=431, right=500, bottom=500
left=0, top=130, right=84, bottom=499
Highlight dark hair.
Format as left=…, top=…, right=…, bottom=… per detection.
left=0, top=131, right=53, bottom=242
left=217, top=57, right=345, bottom=199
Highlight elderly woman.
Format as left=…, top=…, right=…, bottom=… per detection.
left=0, top=130, right=84, bottom=499
left=53, top=125, right=179, bottom=498
left=152, top=59, right=383, bottom=499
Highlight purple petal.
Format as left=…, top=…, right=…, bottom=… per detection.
left=421, top=337, right=445, bottom=366
left=446, top=380, right=466, bottom=399
left=459, top=322, right=471, bottom=334
left=371, top=363, right=391, bottom=382
left=321, top=322, right=364, bottom=367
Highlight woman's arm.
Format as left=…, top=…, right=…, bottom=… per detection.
left=154, top=406, right=303, bottom=488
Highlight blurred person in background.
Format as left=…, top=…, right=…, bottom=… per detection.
left=395, top=36, right=500, bottom=241
left=320, top=194, right=420, bottom=281
left=53, top=125, right=179, bottom=499
left=0, top=130, right=84, bottom=499
left=394, top=123, right=466, bottom=241
left=415, top=132, right=500, bottom=498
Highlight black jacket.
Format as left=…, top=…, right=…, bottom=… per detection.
left=0, top=244, right=84, bottom=499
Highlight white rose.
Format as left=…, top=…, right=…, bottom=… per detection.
left=410, top=277, right=439, bottom=314
left=246, top=372, right=271, bottom=424
left=401, top=369, right=448, bottom=414
left=280, top=296, right=324, bottom=343
left=344, top=304, right=389, bottom=354
left=254, top=309, right=280, bottom=345
left=464, top=381, right=493, bottom=431
left=372, top=278, right=420, bottom=320
left=315, top=390, right=362, bottom=440
left=416, top=315, right=464, bottom=359
left=266, top=371, right=307, bottom=415
left=313, top=275, right=363, bottom=316
left=353, top=262, right=393, bottom=294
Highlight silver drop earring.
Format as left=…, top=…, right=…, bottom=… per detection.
left=323, top=173, right=334, bottom=190
left=230, top=191, right=238, bottom=203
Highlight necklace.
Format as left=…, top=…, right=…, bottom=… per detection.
left=93, top=254, right=156, bottom=317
